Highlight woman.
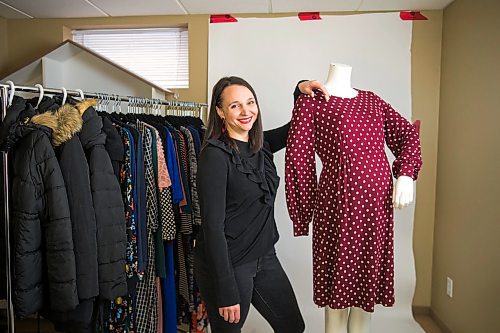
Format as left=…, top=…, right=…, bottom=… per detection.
left=194, top=77, right=328, bottom=332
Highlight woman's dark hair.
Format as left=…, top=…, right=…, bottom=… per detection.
left=204, top=76, right=263, bottom=153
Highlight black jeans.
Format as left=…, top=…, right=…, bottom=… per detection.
left=194, top=249, right=305, bottom=333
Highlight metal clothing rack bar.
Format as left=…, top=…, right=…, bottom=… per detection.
left=0, top=83, right=208, bottom=108
left=1, top=86, right=15, bottom=333
left=0, top=83, right=209, bottom=123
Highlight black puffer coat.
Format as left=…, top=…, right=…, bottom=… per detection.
left=76, top=100, right=127, bottom=300
left=33, top=97, right=100, bottom=302
left=101, top=115, right=124, bottom=180
left=55, top=104, right=99, bottom=301
left=0, top=97, right=79, bottom=318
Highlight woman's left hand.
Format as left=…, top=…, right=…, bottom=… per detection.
left=298, top=80, right=330, bottom=101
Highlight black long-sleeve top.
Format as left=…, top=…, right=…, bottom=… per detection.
left=194, top=123, right=290, bottom=307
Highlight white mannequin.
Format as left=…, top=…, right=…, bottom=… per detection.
left=323, top=63, right=414, bottom=333
left=324, top=63, right=358, bottom=99
left=324, top=62, right=413, bottom=209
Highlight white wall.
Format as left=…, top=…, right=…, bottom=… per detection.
left=209, top=13, right=423, bottom=333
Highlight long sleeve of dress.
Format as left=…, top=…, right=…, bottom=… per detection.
left=382, top=99, right=423, bottom=180
left=197, top=147, right=240, bottom=307
left=285, top=95, right=317, bottom=236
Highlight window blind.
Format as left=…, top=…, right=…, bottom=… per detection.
left=73, top=28, right=188, bottom=89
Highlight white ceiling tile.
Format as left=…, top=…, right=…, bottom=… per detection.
left=272, top=0, right=362, bottom=13
left=1, top=0, right=107, bottom=18
left=0, top=0, right=456, bottom=19
left=359, top=0, right=455, bottom=11
left=0, top=2, right=32, bottom=18
left=180, top=0, right=270, bottom=14
left=90, top=0, right=186, bottom=17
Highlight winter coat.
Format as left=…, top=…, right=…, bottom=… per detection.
left=101, top=115, right=124, bottom=180
left=76, top=100, right=127, bottom=300
left=54, top=105, right=99, bottom=302
left=0, top=170, right=5, bottom=301
left=0, top=97, right=79, bottom=318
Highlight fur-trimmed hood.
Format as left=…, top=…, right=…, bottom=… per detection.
left=74, top=99, right=107, bottom=150
left=0, top=98, right=85, bottom=151
left=75, top=99, right=97, bottom=117
left=30, top=104, right=83, bottom=146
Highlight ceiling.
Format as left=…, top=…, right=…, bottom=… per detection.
left=0, top=0, right=454, bottom=19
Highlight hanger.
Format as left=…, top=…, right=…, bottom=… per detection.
left=112, top=94, right=121, bottom=114
left=127, top=96, right=134, bottom=114
left=154, top=98, right=161, bottom=116
left=75, top=89, right=85, bottom=101
left=61, top=87, right=67, bottom=105
left=34, top=84, right=44, bottom=108
left=106, top=94, right=112, bottom=113
left=6, top=80, right=15, bottom=107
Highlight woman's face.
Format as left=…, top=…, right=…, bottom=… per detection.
left=216, top=84, right=259, bottom=141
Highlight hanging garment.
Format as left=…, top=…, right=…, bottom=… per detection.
left=119, top=127, right=139, bottom=280
left=180, top=127, right=201, bottom=226
left=90, top=111, right=205, bottom=332
left=134, top=127, right=149, bottom=276
left=163, top=241, right=178, bottom=333
left=0, top=97, right=78, bottom=318
left=285, top=90, right=422, bottom=312
left=44, top=102, right=100, bottom=332
left=54, top=104, right=99, bottom=301
left=102, top=116, right=125, bottom=180
left=135, top=121, right=159, bottom=333
left=163, top=126, right=183, bottom=204
left=76, top=100, right=127, bottom=301
left=145, top=123, right=175, bottom=241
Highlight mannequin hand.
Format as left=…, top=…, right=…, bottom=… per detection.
left=219, top=304, right=240, bottom=323
left=393, top=176, right=414, bottom=209
left=298, top=80, right=330, bottom=101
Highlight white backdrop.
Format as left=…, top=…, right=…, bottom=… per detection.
left=208, top=13, right=424, bottom=333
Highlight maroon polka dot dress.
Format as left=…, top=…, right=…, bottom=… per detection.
left=285, top=90, right=422, bottom=312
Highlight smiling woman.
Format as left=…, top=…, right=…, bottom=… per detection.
left=204, top=76, right=264, bottom=154
left=193, top=76, right=327, bottom=332
left=216, top=84, right=259, bottom=142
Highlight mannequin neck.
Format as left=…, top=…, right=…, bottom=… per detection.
left=324, top=63, right=358, bottom=98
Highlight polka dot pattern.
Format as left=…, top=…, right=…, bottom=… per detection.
left=284, top=90, right=422, bottom=312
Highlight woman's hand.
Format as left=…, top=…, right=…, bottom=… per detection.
left=298, top=80, right=330, bottom=101
left=219, top=304, right=241, bottom=324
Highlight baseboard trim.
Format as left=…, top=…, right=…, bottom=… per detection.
left=412, top=306, right=453, bottom=333
left=429, top=309, right=453, bottom=333
left=412, top=305, right=431, bottom=316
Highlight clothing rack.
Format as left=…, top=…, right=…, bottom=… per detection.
left=1, top=85, right=14, bottom=333
left=0, top=82, right=208, bottom=123
left=0, top=83, right=207, bottom=333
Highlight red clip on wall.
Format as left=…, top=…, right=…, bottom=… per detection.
left=210, top=14, right=238, bottom=23
left=298, top=12, right=321, bottom=21
left=400, top=11, right=428, bottom=20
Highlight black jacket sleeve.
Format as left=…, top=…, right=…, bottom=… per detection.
left=101, top=116, right=124, bottom=180
left=294, top=80, right=308, bottom=104
left=36, top=135, right=79, bottom=312
left=263, top=80, right=307, bottom=153
left=264, top=123, right=290, bottom=153
left=80, top=106, right=127, bottom=301
left=197, top=146, right=240, bottom=307
left=57, top=137, right=99, bottom=301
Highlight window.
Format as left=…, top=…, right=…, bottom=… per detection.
left=73, top=28, right=188, bottom=89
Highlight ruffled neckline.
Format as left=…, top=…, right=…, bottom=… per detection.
left=207, top=138, right=279, bottom=206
